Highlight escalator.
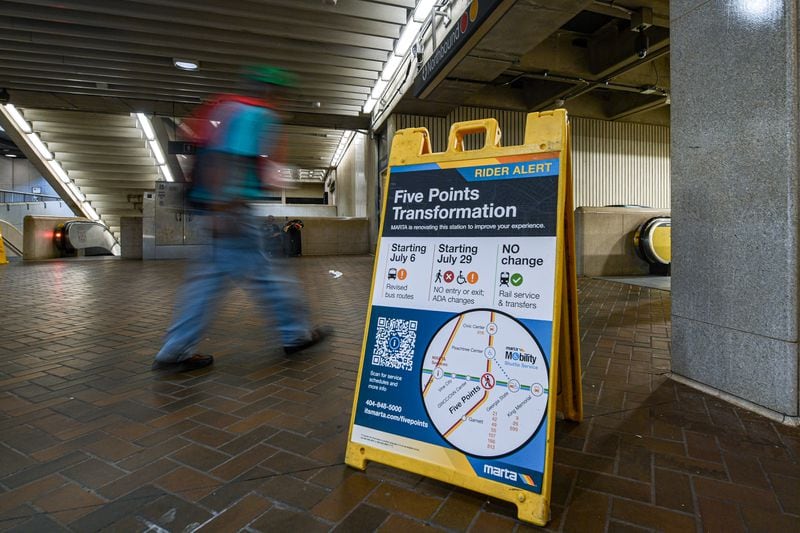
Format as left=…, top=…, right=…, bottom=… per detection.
left=54, top=220, right=120, bottom=257
left=633, top=216, right=671, bottom=275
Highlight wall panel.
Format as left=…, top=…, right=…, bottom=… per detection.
left=335, top=133, right=368, bottom=217
left=572, top=117, right=670, bottom=209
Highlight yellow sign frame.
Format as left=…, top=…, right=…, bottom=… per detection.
left=0, top=227, right=8, bottom=265
left=346, top=110, right=581, bottom=526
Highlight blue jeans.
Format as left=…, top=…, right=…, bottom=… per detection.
left=155, top=210, right=310, bottom=363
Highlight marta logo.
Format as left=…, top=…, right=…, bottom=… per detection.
left=504, top=347, right=536, bottom=364
left=483, top=464, right=518, bottom=482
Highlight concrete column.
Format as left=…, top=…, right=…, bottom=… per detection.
left=671, top=1, right=799, bottom=418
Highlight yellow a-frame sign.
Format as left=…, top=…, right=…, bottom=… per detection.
left=346, top=110, right=581, bottom=526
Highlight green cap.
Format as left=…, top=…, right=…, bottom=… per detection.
left=245, top=66, right=296, bottom=87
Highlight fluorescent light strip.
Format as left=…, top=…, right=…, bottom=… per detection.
left=67, top=182, right=86, bottom=202
left=149, top=139, right=166, bottom=165
left=136, top=113, right=155, bottom=140
left=28, top=133, right=53, bottom=160
left=49, top=160, right=71, bottom=183
left=160, top=164, right=174, bottom=182
left=363, top=98, right=377, bottom=114
left=370, top=79, right=389, bottom=101
left=381, top=54, right=403, bottom=81
left=414, top=0, right=437, bottom=22
left=396, top=20, right=423, bottom=57
left=135, top=113, right=173, bottom=181
left=7, top=109, right=93, bottom=214
left=83, top=204, right=100, bottom=221
left=331, top=131, right=355, bottom=167
left=5, top=104, right=32, bottom=133
left=364, top=0, right=438, bottom=113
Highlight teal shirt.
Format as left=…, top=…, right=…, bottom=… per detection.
left=188, top=99, right=280, bottom=206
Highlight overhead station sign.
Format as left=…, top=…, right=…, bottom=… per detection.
left=346, top=112, right=582, bottom=526
left=412, top=0, right=515, bottom=98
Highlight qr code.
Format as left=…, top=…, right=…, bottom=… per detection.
left=372, top=317, right=417, bottom=371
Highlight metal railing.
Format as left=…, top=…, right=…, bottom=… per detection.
left=0, top=188, right=61, bottom=203
left=2, top=235, right=22, bottom=257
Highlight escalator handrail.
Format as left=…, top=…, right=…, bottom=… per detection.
left=2, top=236, right=22, bottom=257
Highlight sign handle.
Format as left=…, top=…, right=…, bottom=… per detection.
left=446, top=118, right=502, bottom=152
left=392, top=128, right=433, bottom=161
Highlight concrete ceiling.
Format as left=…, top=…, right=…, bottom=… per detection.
left=396, top=0, right=670, bottom=125
left=0, top=0, right=406, bottom=127
left=0, top=0, right=671, bottom=167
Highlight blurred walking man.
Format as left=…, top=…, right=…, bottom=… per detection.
left=152, top=66, right=330, bottom=372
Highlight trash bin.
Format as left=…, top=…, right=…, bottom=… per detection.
left=283, top=219, right=304, bottom=256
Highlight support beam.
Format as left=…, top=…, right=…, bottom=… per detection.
left=585, top=1, right=670, bottom=28
left=285, top=111, right=370, bottom=131
left=606, top=94, right=669, bottom=121
left=589, top=25, right=669, bottom=78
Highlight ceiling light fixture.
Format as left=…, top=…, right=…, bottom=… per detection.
left=369, top=79, right=389, bottom=103
left=136, top=113, right=155, bottom=140
left=331, top=130, right=355, bottom=168
left=5, top=104, right=32, bottom=133
left=414, top=0, right=437, bottom=22
left=134, top=113, right=173, bottom=182
left=160, top=163, right=174, bottom=182
left=363, top=98, right=377, bottom=114
left=395, top=20, right=423, bottom=58
left=83, top=204, right=100, bottom=221
left=28, top=133, right=53, bottom=160
left=173, top=58, right=200, bottom=71
left=67, top=182, right=86, bottom=202
left=49, top=161, right=71, bottom=183
left=381, top=55, right=403, bottom=81
left=149, top=139, right=166, bottom=165
left=363, top=0, right=439, bottom=114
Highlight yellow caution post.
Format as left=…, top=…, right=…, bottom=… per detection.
left=0, top=227, right=8, bottom=264
left=345, top=111, right=581, bottom=526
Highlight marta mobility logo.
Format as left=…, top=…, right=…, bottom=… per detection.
left=505, top=346, right=537, bottom=364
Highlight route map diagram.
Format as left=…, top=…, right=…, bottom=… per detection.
left=420, top=309, right=549, bottom=457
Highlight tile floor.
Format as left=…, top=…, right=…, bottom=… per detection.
left=596, top=276, right=671, bottom=292
left=0, top=256, right=797, bottom=532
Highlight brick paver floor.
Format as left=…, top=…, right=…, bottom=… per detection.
left=0, top=256, right=798, bottom=532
